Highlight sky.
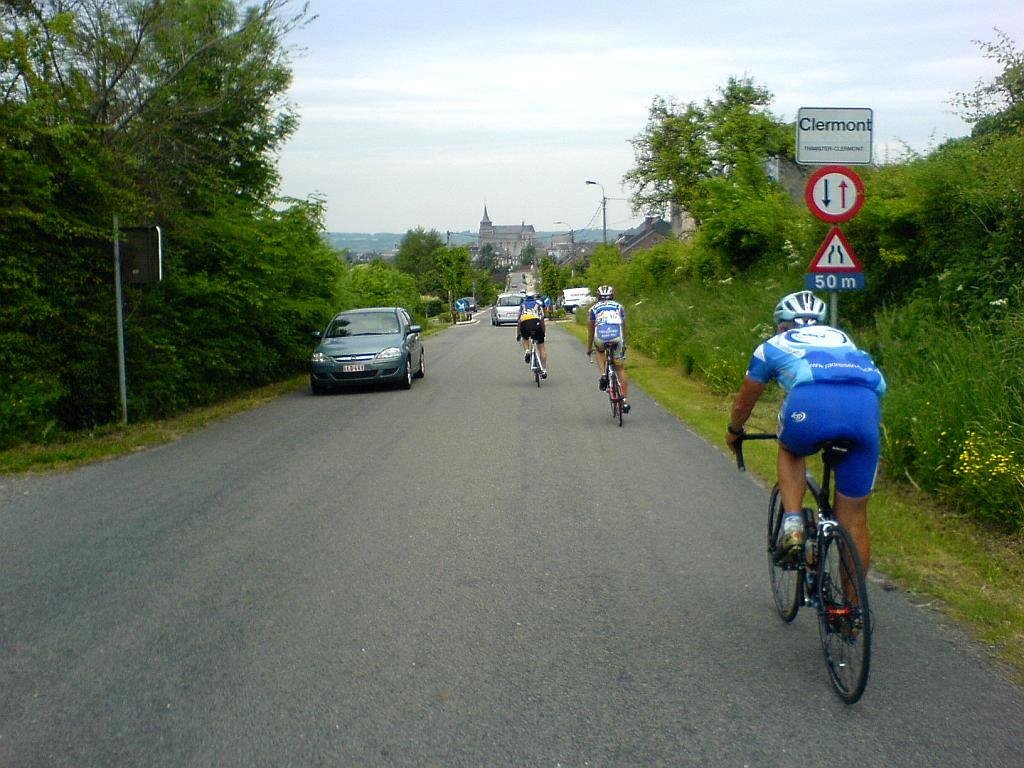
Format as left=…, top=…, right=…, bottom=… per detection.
left=273, top=0, right=1023, bottom=235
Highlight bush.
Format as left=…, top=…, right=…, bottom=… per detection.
left=693, top=181, right=808, bottom=273
left=868, top=304, right=1024, bottom=529
left=0, top=373, right=65, bottom=449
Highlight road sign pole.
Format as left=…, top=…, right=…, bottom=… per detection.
left=829, top=291, right=838, bottom=327
left=113, top=214, right=128, bottom=425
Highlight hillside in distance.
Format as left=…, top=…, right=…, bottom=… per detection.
left=324, top=229, right=617, bottom=254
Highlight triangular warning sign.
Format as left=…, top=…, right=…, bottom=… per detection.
left=808, top=227, right=862, bottom=272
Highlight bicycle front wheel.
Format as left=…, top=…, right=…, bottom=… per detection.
left=816, top=524, right=872, bottom=703
left=767, top=484, right=801, bottom=621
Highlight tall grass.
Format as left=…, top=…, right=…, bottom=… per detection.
left=626, top=274, right=784, bottom=394
left=601, top=249, right=1024, bottom=530
left=867, top=306, right=1024, bottom=528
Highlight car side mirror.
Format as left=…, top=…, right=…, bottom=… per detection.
left=311, top=330, right=322, bottom=339
left=408, top=325, right=422, bottom=334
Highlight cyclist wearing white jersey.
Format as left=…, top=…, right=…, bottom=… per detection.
left=586, top=285, right=630, bottom=413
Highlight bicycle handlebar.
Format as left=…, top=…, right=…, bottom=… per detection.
left=733, top=432, right=777, bottom=472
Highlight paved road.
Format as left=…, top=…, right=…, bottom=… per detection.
left=1, top=319, right=1021, bottom=767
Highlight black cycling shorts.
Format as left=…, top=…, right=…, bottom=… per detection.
left=520, top=319, right=545, bottom=343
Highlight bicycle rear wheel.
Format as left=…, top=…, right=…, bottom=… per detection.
left=608, top=370, right=622, bottom=426
left=767, top=484, right=801, bottom=621
left=816, top=524, right=872, bottom=703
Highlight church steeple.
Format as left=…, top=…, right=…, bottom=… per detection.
left=481, top=205, right=491, bottom=225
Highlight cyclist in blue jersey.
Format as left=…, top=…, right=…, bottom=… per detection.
left=517, top=292, right=548, bottom=377
left=586, top=285, right=630, bottom=413
left=725, top=291, right=886, bottom=571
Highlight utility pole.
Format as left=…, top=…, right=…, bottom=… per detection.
left=554, top=221, right=575, bottom=262
left=585, top=180, right=607, bottom=244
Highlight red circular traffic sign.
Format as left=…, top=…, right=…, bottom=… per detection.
left=804, top=165, right=865, bottom=223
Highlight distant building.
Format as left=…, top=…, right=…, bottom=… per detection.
left=616, top=216, right=673, bottom=259
left=765, top=155, right=810, bottom=202
left=478, top=206, right=537, bottom=264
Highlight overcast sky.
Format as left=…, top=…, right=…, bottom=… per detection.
left=273, top=0, right=1022, bottom=235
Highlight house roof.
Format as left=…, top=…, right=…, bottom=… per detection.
left=616, top=217, right=671, bottom=253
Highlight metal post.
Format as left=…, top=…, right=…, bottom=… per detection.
left=113, top=215, right=128, bottom=425
left=601, top=196, right=607, bottom=244
left=829, top=292, right=839, bottom=327
left=585, top=180, right=607, bottom=244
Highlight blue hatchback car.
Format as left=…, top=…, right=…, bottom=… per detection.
left=309, top=307, right=424, bottom=393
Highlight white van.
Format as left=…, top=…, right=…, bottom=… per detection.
left=560, top=287, right=596, bottom=313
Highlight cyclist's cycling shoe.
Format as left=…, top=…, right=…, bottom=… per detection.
left=524, top=352, right=531, bottom=363
left=540, top=369, right=548, bottom=379
left=599, top=375, right=608, bottom=391
left=622, top=399, right=631, bottom=413
left=776, top=515, right=804, bottom=564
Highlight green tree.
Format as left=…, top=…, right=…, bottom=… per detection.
left=701, top=76, right=792, bottom=191
left=477, top=243, right=497, bottom=273
left=952, top=29, right=1024, bottom=138
left=0, top=0, right=339, bottom=443
left=624, top=77, right=793, bottom=228
left=395, top=227, right=446, bottom=293
left=437, top=245, right=470, bottom=301
left=585, top=245, right=628, bottom=296
left=341, top=261, right=421, bottom=315
left=624, top=96, right=711, bottom=220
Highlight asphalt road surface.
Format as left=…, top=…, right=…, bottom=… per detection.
left=1, top=318, right=1022, bottom=767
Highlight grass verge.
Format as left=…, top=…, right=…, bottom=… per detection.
left=0, top=377, right=306, bottom=474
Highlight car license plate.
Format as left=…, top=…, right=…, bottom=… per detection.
left=342, top=364, right=366, bottom=372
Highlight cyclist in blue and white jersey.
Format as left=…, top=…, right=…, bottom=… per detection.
left=517, top=292, right=547, bottom=377
left=586, top=285, right=630, bottom=413
left=725, top=291, right=886, bottom=571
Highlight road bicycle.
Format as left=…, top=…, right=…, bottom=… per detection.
left=589, top=345, right=625, bottom=426
left=736, top=432, right=872, bottom=703
left=525, top=337, right=544, bottom=387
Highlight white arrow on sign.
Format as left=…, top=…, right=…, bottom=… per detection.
left=808, top=227, right=863, bottom=272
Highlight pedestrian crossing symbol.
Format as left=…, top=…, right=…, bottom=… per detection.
left=808, top=226, right=862, bottom=272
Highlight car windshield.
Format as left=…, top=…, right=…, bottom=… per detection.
left=328, top=313, right=400, bottom=337
left=498, top=296, right=522, bottom=307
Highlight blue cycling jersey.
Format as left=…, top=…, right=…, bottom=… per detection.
left=746, top=325, right=886, bottom=396
left=589, top=300, right=625, bottom=342
left=518, top=298, right=544, bottom=321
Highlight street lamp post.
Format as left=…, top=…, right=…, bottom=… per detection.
left=585, top=180, right=607, bottom=244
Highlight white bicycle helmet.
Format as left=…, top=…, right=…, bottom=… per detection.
left=773, top=290, right=827, bottom=326
left=597, top=285, right=614, bottom=299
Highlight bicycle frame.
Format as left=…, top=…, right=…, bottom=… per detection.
left=529, top=339, right=542, bottom=387
left=604, top=347, right=623, bottom=425
left=735, top=432, right=871, bottom=703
